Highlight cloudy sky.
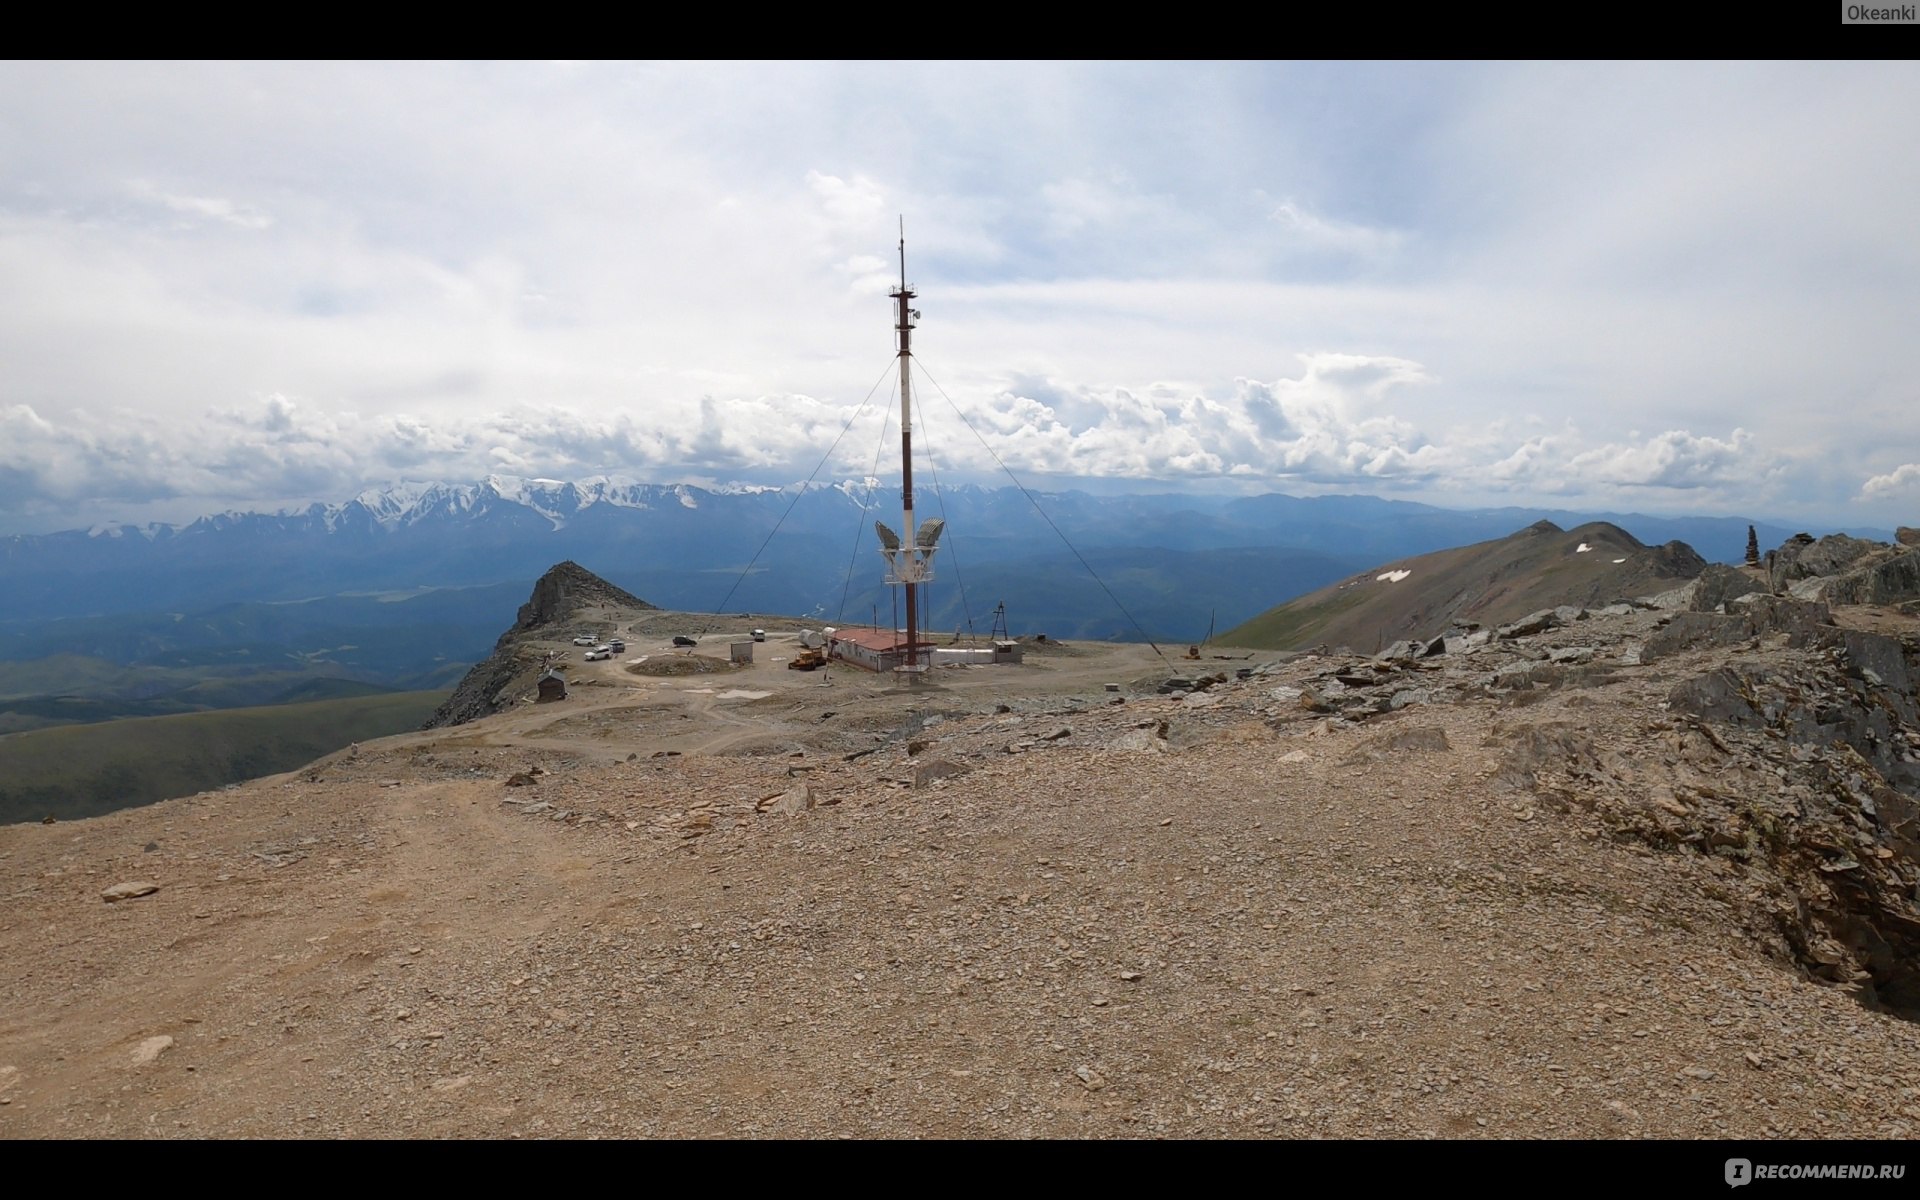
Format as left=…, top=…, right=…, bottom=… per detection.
left=2, top=60, right=1917, bottom=534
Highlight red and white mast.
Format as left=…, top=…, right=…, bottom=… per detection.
left=876, top=221, right=942, bottom=677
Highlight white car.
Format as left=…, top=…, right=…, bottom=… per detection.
left=584, top=646, right=612, bottom=661
left=573, top=636, right=597, bottom=646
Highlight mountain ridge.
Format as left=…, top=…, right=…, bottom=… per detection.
left=0, top=476, right=1883, bottom=637
left=1223, top=519, right=1709, bottom=652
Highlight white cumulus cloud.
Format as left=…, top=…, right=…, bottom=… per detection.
left=1861, top=462, right=1920, bottom=499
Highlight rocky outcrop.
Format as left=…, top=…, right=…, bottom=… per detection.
left=425, top=562, right=654, bottom=729
left=511, top=560, right=654, bottom=632
left=1688, top=562, right=1766, bottom=613
left=426, top=652, right=529, bottom=730
left=1660, top=628, right=1920, bottom=1013
left=1643, top=595, right=1835, bottom=663
left=1237, top=527, right=1920, bottom=1019
left=1767, top=532, right=1920, bottom=609
left=1768, top=532, right=1880, bottom=592
left=1818, top=548, right=1920, bottom=608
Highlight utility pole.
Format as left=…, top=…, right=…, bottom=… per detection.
left=893, top=225, right=919, bottom=672
left=873, top=221, right=944, bottom=682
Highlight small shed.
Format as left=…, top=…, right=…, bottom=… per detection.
left=729, top=641, right=754, bottom=665
left=537, top=669, right=568, bottom=702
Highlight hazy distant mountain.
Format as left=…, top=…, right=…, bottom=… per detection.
left=0, top=474, right=1890, bottom=640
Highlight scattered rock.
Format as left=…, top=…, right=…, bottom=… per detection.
left=129, top=1035, right=173, bottom=1066
left=756, top=786, right=815, bottom=817
left=101, top=881, right=159, bottom=903
left=1690, top=563, right=1766, bottom=613
left=1498, top=610, right=1559, bottom=639
left=913, top=759, right=971, bottom=789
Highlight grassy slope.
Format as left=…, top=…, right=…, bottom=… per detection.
left=0, top=690, right=447, bottom=825
left=1221, top=586, right=1373, bottom=651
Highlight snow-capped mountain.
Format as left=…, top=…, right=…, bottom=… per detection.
left=0, top=474, right=1806, bottom=639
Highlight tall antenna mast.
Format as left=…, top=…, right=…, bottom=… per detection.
left=873, top=218, right=942, bottom=682
left=894, top=220, right=920, bottom=677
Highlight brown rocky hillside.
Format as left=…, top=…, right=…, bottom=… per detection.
left=3, top=534, right=1920, bottom=1139
left=1223, top=519, right=1706, bottom=653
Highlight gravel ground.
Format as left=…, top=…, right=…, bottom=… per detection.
left=4, top=603, right=1920, bottom=1139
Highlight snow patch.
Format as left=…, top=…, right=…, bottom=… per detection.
left=1576, top=543, right=1592, bottom=553
left=1612, top=557, right=1627, bottom=564
left=1376, top=569, right=1412, bottom=583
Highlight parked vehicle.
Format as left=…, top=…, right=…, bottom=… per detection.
left=572, top=635, right=597, bottom=646
left=751, top=628, right=766, bottom=642
left=672, top=635, right=697, bottom=647
left=585, top=647, right=612, bottom=661
left=610, top=639, right=626, bottom=654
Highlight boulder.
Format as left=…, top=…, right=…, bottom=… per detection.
left=1733, top=595, right=1834, bottom=645
left=1443, top=629, right=1492, bottom=655
left=1497, top=610, right=1559, bottom=639
left=756, top=786, right=815, bottom=816
left=1768, top=532, right=1880, bottom=594
left=1690, top=563, right=1766, bottom=613
left=1667, top=670, right=1764, bottom=727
